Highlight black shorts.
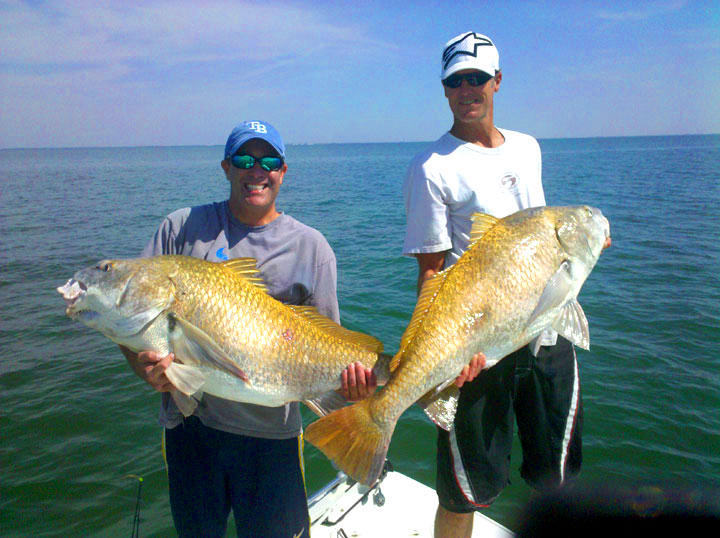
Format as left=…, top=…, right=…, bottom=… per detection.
left=436, top=336, right=583, bottom=512
left=164, top=416, right=310, bottom=537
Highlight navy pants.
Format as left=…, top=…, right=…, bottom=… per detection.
left=165, top=416, right=310, bottom=537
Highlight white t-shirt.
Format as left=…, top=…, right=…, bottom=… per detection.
left=403, top=128, right=557, bottom=350
left=403, top=128, right=545, bottom=267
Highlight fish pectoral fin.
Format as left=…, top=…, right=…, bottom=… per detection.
left=529, top=335, right=543, bottom=357
left=552, top=300, right=590, bottom=350
left=170, top=388, right=201, bottom=417
left=304, top=391, right=349, bottom=417
left=169, top=314, right=249, bottom=383
left=527, top=261, right=574, bottom=326
left=416, top=380, right=460, bottom=431
left=165, top=362, right=205, bottom=396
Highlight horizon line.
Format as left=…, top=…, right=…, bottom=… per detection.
left=1, top=132, right=718, bottom=152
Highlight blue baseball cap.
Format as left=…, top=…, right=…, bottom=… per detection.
left=224, top=120, right=285, bottom=160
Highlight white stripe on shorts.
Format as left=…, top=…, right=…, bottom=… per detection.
left=449, top=425, right=478, bottom=505
left=559, top=346, right=580, bottom=483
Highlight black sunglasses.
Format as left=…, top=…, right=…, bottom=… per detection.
left=231, top=154, right=284, bottom=172
left=442, top=71, right=494, bottom=89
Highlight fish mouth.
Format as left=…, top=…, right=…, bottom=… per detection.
left=600, top=214, right=611, bottom=249
left=57, top=278, right=90, bottom=318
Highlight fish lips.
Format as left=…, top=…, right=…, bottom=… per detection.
left=57, top=278, right=95, bottom=320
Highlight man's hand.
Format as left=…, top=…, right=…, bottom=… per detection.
left=120, top=345, right=176, bottom=392
left=339, top=361, right=378, bottom=402
left=454, top=352, right=486, bottom=388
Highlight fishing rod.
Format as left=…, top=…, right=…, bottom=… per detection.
left=125, top=474, right=144, bottom=538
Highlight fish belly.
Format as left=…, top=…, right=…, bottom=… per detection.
left=198, top=368, right=299, bottom=408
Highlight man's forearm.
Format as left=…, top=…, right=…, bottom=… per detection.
left=417, top=268, right=439, bottom=295
left=414, top=251, right=447, bottom=296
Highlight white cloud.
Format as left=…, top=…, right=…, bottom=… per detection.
left=0, top=0, right=400, bottom=148
left=0, top=0, right=402, bottom=147
left=1, top=0, right=394, bottom=68
left=596, top=0, right=687, bottom=22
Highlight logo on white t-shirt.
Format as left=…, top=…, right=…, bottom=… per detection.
left=499, top=172, right=524, bottom=206
left=499, top=173, right=519, bottom=191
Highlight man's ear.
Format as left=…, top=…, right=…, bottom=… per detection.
left=493, top=70, right=502, bottom=92
left=277, top=163, right=288, bottom=186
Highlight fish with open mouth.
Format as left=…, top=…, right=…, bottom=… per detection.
left=58, top=255, right=390, bottom=417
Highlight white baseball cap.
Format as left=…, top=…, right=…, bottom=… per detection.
left=441, top=32, right=500, bottom=80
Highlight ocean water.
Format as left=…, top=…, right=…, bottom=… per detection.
left=1, top=135, right=719, bottom=536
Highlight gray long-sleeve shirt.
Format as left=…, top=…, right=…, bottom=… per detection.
left=142, top=201, right=339, bottom=439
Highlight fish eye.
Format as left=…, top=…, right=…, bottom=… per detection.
left=585, top=207, right=593, bottom=218
left=97, top=262, right=112, bottom=272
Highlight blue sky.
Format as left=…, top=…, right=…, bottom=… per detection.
left=1, top=0, right=718, bottom=148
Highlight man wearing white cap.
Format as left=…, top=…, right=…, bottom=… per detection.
left=402, top=33, right=583, bottom=537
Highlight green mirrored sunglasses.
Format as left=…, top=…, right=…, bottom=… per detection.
left=231, top=154, right=284, bottom=172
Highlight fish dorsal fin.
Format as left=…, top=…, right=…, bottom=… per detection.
left=468, top=212, right=500, bottom=248
left=287, top=305, right=384, bottom=353
left=221, top=257, right=267, bottom=292
left=392, top=268, right=451, bottom=371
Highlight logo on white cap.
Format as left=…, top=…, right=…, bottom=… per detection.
left=443, top=32, right=494, bottom=71
left=441, top=32, right=499, bottom=80
left=248, top=121, right=268, bottom=134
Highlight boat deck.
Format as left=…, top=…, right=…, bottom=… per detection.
left=309, top=464, right=513, bottom=537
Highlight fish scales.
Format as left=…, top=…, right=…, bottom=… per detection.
left=379, top=217, right=557, bottom=412
left=58, top=254, right=386, bottom=412
left=305, top=206, right=610, bottom=486
left=171, top=258, right=343, bottom=394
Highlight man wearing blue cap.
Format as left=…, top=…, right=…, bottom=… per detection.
left=402, top=33, right=584, bottom=537
left=122, top=120, right=376, bottom=537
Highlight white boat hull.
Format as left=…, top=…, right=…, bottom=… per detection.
left=309, top=465, right=513, bottom=537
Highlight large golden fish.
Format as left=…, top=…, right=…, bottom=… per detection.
left=305, top=206, right=610, bottom=485
left=57, top=255, right=387, bottom=416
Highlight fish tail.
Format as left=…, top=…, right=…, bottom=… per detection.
left=305, top=399, right=394, bottom=486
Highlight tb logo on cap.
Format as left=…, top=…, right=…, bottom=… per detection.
left=248, top=121, right=268, bottom=134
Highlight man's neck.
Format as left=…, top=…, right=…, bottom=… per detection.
left=228, top=200, right=280, bottom=227
left=449, top=121, right=505, bottom=148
